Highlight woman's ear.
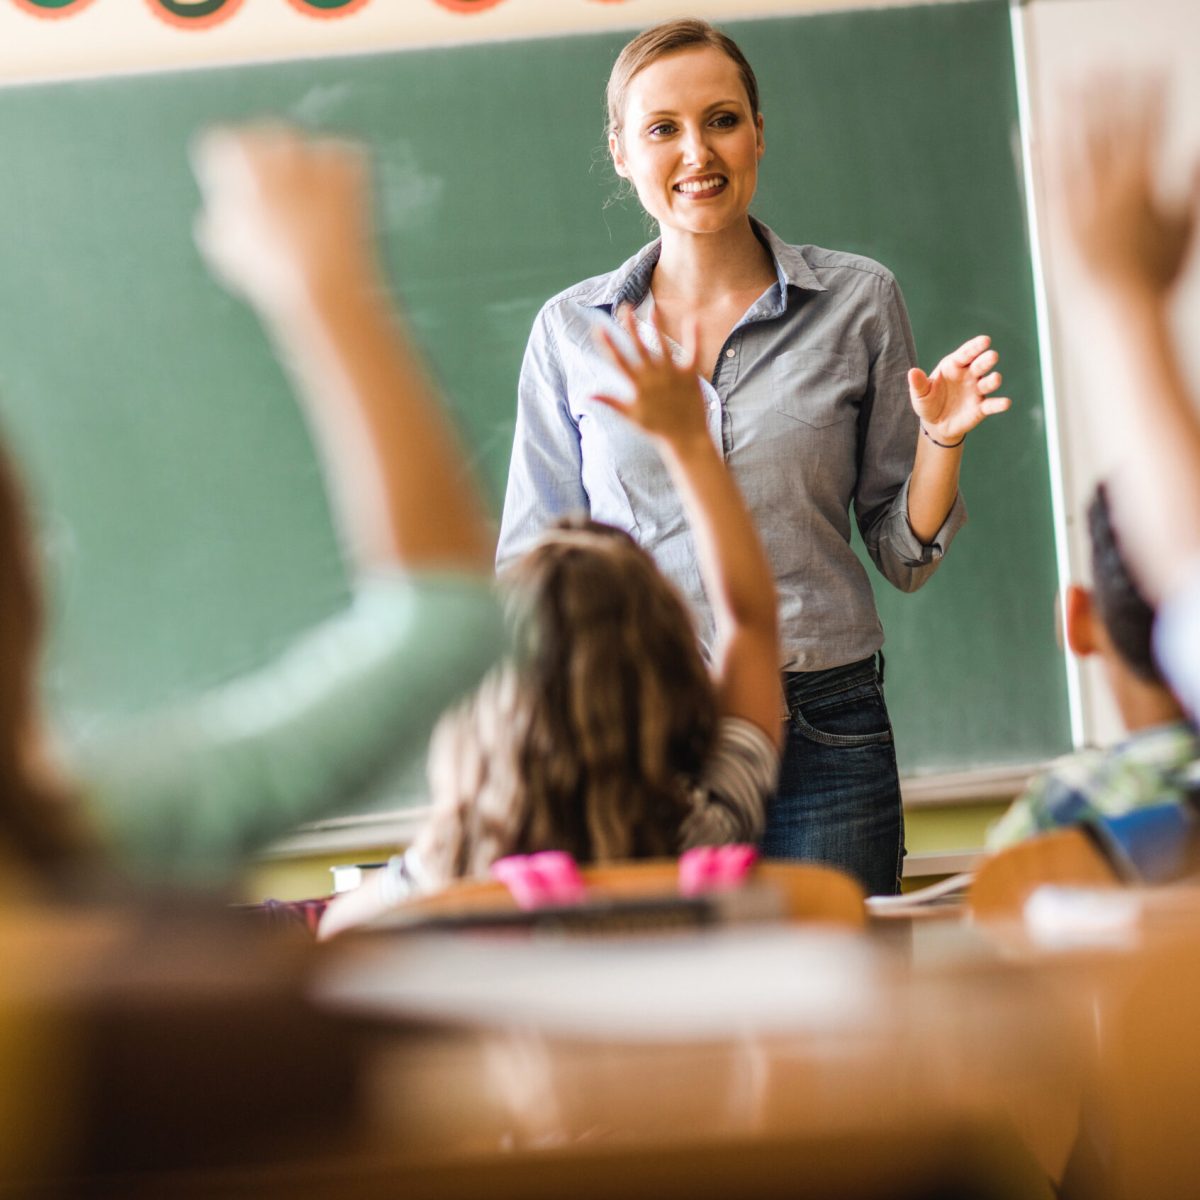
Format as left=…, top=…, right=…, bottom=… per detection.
left=609, top=132, right=629, bottom=180
left=1063, top=584, right=1100, bottom=658
left=756, top=113, right=765, bottom=160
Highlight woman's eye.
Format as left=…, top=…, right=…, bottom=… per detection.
left=711, top=113, right=738, bottom=129
left=648, top=122, right=676, bottom=138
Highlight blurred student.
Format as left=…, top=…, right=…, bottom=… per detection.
left=988, top=483, right=1199, bottom=850
left=1055, top=83, right=1200, bottom=718
left=319, top=307, right=783, bottom=937
left=7, top=127, right=502, bottom=888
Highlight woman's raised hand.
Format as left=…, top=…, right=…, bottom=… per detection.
left=192, top=124, right=378, bottom=321
left=907, top=334, right=1011, bottom=446
left=591, top=306, right=709, bottom=451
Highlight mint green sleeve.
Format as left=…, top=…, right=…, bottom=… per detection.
left=76, top=574, right=503, bottom=884
left=984, top=784, right=1044, bottom=852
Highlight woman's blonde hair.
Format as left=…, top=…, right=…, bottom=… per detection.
left=419, top=518, right=717, bottom=881
left=605, top=18, right=761, bottom=141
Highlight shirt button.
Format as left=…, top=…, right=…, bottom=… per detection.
left=725, top=347, right=736, bottom=359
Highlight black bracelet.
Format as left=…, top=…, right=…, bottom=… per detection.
left=920, top=424, right=965, bottom=450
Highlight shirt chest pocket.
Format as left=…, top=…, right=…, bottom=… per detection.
left=773, top=349, right=856, bottom=428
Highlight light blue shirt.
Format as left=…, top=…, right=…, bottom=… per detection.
left=1156, top=558, right=1200, bottom=723
left=497, top=220, right=965, bottom=672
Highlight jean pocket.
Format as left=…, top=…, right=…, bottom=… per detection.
left=790, top=680, right=894, bottom=748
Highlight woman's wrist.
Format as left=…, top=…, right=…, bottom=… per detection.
left=919, top=424, right=966, bottom=450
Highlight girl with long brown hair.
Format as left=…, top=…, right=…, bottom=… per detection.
left=319, top=306, right=783, bottom=934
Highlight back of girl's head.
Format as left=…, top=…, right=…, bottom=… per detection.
left=605, top=19, right=761, bottom=140
left=0, top=438, right=87, bottom=876
left=424, top=518, right=717, bottom=878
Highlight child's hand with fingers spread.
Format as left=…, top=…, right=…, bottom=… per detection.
left=192, top=124, right=378, bottom=321
left=1057, top=79, right=1200, bottom=298
left=591, top=306, right=709, bottom=452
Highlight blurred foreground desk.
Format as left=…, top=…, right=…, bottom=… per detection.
left=11, top=913, right=1086, bottom=1199
left=16, top=890, right=1200, bottom=1199
left=295, top=925, right=1069, bottom=1200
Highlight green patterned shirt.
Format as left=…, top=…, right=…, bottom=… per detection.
left=987, top=721, right=1200, bottom=851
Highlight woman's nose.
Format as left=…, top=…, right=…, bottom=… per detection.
left=681, top=128, right=713, bottom=166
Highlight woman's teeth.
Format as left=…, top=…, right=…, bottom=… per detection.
left=675, top=176, right=726, bottom=194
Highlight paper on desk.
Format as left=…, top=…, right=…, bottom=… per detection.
left=315, top=926, right=884, bottom=1042
left=1022, top=885, right=1142, bottom=950
left=865, top=872, right=973, bottom=916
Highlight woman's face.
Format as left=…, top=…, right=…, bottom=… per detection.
left=610, top=46, right=764, bottom=238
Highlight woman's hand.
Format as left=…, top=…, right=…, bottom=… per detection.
left=591, top=306, right=709, bottom=451
left=192, top=124, right=379, bottom=321
left=907, top=334, right=1010, bottom=446
left=1057, top=80, right=1199, bottom=298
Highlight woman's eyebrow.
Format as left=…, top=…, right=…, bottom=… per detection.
left=641, top=99, right=743, bottom=121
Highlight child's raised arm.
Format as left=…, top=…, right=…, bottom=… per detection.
left=79, top=129, right=503, bottom=883
left=1053, top=82, right=1200, bottom=604
left=592, top=307, right=782, bottom=747
left=192, top=126, right=494, bottom=575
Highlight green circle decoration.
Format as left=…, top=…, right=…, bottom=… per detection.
left=286, top=0, right=372, bottom=14
left=145, top=0, right=245, bottom=29
left=431, top=0, right=507, bottom=13
left=11, top=0, right=96, bottom=17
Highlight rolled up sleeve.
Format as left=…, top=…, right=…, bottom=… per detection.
left=855, top=275, right=967, bottom=593
left=1155, top=558, right=1200, bottom=721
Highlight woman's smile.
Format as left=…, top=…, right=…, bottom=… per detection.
left=673, top=173, right=729, bottom=199
left=610, top=45, right=764, bottom=237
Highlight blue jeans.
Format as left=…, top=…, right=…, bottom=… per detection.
left=759, top=655, right=904, bottom=896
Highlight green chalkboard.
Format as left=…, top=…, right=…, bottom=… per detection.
left=0, top=0, right=1070, bottom=777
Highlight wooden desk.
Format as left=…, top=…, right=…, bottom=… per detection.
left=28, top=898, right=1200, bottom=1200
left=310, top=923, right=1079, bottom=1194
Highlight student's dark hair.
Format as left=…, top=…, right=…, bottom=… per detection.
left=1087, top=482, right=1160, bottom=684
left=0, top=437, right=90, bottom=875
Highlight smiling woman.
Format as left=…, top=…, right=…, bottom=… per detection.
left=496, top=18, right=1013, bottom=896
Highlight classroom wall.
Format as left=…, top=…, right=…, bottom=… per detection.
left=6, top=0, right=1195, bottom=888
left=1020, top=0, right=1200, bottom=748
left=0, top=0, right=959, bottom=82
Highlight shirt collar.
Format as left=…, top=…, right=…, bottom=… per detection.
left=578, top=218, right=828, bottom=313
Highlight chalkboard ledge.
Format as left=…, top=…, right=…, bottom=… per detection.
left=899, top=764, right=1040, bottom=809
left=257, top=764, right=1040, bottom=863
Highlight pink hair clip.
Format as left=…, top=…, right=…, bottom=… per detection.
left=492, top=851, right=587, bottom=910
left=678, top=844, right=759, bottom=897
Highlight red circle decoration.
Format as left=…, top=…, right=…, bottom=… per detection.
left=144, top=0, right=246, bottom=31
left=430, top=0, right=507, bottom=13
left=285, top=0, right=372, bottom=16
left=9, top=0, right=97, bottom=18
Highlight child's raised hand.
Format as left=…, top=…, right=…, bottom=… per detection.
left=191, top=124, right=377, bottom=318
left=1056, top=80, right=1199, bottom=297
left=591, top=307, right=709, bottom=451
